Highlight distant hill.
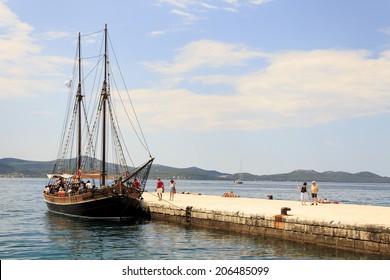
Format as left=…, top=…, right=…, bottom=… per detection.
left=151, top=165, right=231, bottom=180
left=253, top=169, right=390, bottom=183
left=0, top=158, right=54, bottom=178
left=1, top=157, right=390, bottom=183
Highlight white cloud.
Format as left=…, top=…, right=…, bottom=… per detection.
left=147, top=26, right=191, bottom=37
left=0, top=2, right=72, bottom=100
left=41, top=31, right=71, bottom=40
left=170, top=9, right=198, bottom=24
left=143, top=39, right=265, bottom=76
left=218, top=0, right=239, bottom=6
left=155, top=0, right=270, bottom=26
left=199, top=2, right=219, bottom=10
left=0, top=2, right=39, bottom=59
left=147, top=30, right=167, bottom=37
left=379, top=26, right=390, bottom=36
left=218, top=0, right=272, bottom=6
left=139, top=41, right=390, bottom=132
left=157, top=0, right=193, bottom=9
left=232, top=49, right=390, bottom=125
left=248, top=0, right=272, bottom=5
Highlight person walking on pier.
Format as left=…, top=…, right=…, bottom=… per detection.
left=155, top=177, right=164, bottom=201
left=297, top=182, right=308, bottom=205
left=311, top=181, right=319, bottom=205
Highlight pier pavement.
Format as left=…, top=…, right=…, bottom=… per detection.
left=143, top=192, right=390, bottom=227
left=142, top=192, right=390, bottom=255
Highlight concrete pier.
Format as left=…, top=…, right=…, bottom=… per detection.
left=142, top=192, right=390, bottom=256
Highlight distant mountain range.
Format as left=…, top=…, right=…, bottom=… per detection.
left=1, top=157, right=390, bottom=183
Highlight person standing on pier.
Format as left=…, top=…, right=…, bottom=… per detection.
left=297, top=182, right=308, bottom=205
left=169, top=179, right=176, bottom=201
left=311, top=181, right=319, bottom=205
left=155, top=177, right=164, bottom=201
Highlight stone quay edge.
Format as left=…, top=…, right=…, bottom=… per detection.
left=142, top=192, right=390, bottom=256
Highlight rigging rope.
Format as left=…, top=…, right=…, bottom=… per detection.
left=80, top=29, right=104, bottom=38
left=108, top=65, right=147, bottom=161
left=108, top=35, right=152, bottom=158
left=52, top=27, right=153, bottom=180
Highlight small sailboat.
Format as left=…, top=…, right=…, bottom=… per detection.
left=234, top=160, right=243, bottom=184
left=234, top=178, right=243, bottom=184
left=43, top=25, right=154, bottom=220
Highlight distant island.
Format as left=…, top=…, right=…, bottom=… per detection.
left=1, top=157, right=390, bottom=183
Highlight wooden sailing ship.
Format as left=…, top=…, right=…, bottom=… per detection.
left=43, top=25, right=154, bottom=219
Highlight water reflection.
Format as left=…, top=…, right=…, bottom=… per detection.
left=43, top=212, right=387, bottom=260
left=44, top=212, right=147, bottom=259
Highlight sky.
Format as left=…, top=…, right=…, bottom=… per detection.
left=1, top=0, right=390, bottom=176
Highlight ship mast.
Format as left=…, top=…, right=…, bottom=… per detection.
left=77, top=32, right=82, bottom=171
left=101, top=24, right=108, bottom=186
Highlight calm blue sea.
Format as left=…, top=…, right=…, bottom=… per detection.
left=0, top=178, right=389, bottom=260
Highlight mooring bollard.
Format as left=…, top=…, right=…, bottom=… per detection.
left=186, top=206, right=193, bottom=222
left=281, top=207, right=291, bottom=215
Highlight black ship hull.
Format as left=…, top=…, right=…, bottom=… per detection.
left=44, top=194, right=150, bottom=220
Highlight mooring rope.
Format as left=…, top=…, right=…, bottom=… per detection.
left=143, top=190, right=186, bottom=211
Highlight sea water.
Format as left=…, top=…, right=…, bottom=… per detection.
left=0, top=178, right=389, bottom=260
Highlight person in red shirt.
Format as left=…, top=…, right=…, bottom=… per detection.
left=133, top=178, right=140, bottom=188
left=155, top=177, right=164, bottom=201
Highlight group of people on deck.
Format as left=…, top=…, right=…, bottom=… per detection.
left=44, top=177, right=97, bottom=197
left=297, top=181, right=319, bottom=205
left=44, top=170, right=142, bottom=197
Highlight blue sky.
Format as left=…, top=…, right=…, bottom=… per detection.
left=1, top=0, right=390, bottom=176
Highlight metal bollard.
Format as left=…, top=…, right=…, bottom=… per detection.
left=186, top=206, right=193, bottom=222
left=281, top=207, right=291, bottom=215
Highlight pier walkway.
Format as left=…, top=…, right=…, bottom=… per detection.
left=142, top=192, right=390, bottom=256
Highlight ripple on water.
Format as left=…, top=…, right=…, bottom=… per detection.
left=0, top=178, right=388, bottom=260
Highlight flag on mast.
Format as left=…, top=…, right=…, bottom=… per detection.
left=64, top=76, right=73, bottom=88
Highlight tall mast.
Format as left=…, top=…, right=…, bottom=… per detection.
left=77, top=32, right=82, bottom=171
left=101, top=24, right=108, bottom=186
